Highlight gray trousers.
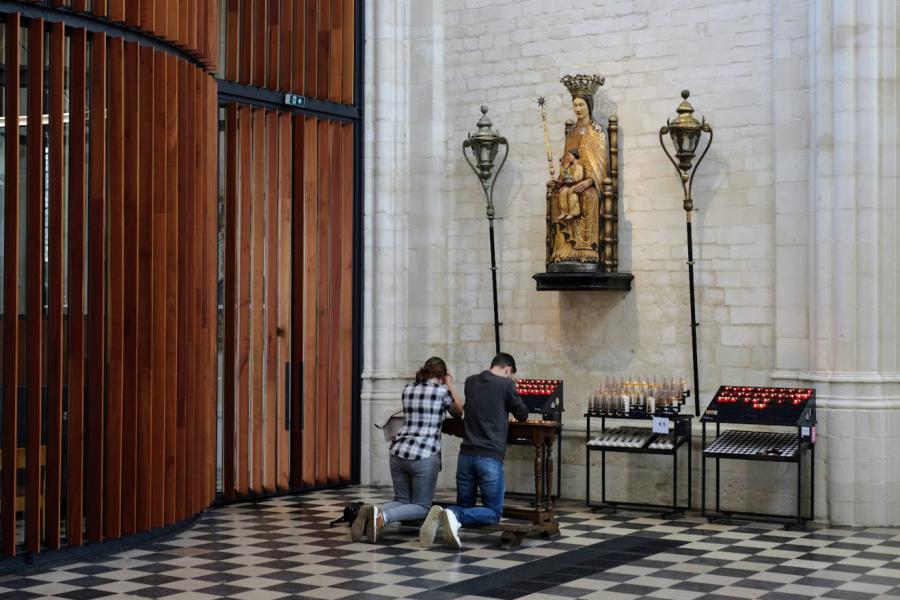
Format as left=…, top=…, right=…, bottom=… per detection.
left=382, top=453, right=440, bottom=524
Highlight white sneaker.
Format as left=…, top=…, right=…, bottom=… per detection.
left=351, top=504, right=372, bottom=542
left=440, top=509, right=462, bottom=550
left=419, top=505, right=443, bottom=547
left=366, top=505, right=383, bottom=543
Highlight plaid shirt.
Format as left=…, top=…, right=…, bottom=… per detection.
left=389, top=381, right=453, bottom=460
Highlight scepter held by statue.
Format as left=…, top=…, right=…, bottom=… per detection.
left=537, top=97, right=555, bottom=178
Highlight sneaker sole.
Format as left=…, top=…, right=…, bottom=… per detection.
left=440, top=511, right=462, bottom=550
left=419, top=505, right=443, bottom=547
left=365, top=507, right=380, bottom=543
left=350, top=505, right=372, bottom=542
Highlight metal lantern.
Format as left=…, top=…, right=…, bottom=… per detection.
left=659, top=90, right=713, bottom=416
left=462, top=105, right=509, bottom=218
left=660, top=90, right=713, bottom=211
left=462, top=105, right=509, bottom=355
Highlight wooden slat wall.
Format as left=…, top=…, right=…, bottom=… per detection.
left=1, top=0, right=359, bottom=555
left=68, top=0, right=219, bottom=69
left=0, top=20, right=219, bottom=557
left=222, top=0, right=356, bottom=104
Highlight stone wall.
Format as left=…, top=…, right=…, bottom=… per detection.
left=362, top=0, right=900, bottom=525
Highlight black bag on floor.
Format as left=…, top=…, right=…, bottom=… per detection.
left=330, top=501, right=364, bottom=527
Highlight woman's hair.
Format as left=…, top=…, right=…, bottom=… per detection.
left=415, top=356, right=448, bottom=384
left=573, top=94, right=594, bottom=122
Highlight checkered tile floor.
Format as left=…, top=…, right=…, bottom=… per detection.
left=2, top=486, right=900, bottom=599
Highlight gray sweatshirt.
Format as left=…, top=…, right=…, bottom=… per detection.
left=459, top=370, right=529, bottom=461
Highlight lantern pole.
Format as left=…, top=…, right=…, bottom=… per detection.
left=462, top=106, right=509, bottom=356
left=659, top=91, right=713, bottom=416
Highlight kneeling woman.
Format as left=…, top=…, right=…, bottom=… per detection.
left=353, top=356, right=463, bottom=542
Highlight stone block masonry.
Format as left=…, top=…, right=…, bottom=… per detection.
left=362, top=0, right=900, bottom=525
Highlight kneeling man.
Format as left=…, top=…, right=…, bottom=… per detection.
left=420, top=353, right=529, bottom=549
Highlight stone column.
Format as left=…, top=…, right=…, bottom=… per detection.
left=362, top=0, right=451, bottom=485
left=773, top=0, right=900, bottom=525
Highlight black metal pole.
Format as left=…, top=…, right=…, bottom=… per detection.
left=488, top=215, right=501, bottom=355
left=686, top=212, right=700, bottom=416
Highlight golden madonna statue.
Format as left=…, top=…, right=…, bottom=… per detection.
left=542, top=74, right=619, bottom=273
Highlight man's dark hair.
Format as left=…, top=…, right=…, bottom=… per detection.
left=490, top=352, right=517, bottom=374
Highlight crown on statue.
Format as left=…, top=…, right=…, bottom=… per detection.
left=560, top=73, right=605, bottom=98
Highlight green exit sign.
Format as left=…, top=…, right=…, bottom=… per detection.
left=284, top=93, right=306, bottom=108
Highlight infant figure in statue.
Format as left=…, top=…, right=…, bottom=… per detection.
left=556, top=150, right=584, bottom=220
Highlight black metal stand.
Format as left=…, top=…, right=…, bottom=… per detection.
left=701, top=421, right=815, bottom=529
left=488, top=216, right=501, bottom=355
left=585, top=413, right=692, bottom=518
left=685, top=212, right=700, bottom=416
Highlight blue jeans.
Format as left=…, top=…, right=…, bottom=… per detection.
left=446, top=454, right=504, bottom=526
left=382, top=453, right=440, bottom=525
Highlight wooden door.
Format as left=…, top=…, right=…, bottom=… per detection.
left=220, top=105, right=354, bottom=498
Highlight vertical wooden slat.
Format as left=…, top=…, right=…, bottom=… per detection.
left=46, top=20, right=66, bottom=551
left=325, top=122, right=340, bottom=483
left=298, top=0, right=306, bottom=95
left=67, top=26, right=87, bottom=547
left=314, top=120, right=330, bottom=485
left=331, top=0, right=342, bottom=103
left=280, top=0, right=293, bottom=94
left=86, top=31, right=107, bottom=543
left=225, top=0, right=239, bottom=82
left=121, top=40, right=140, bottom=537
left=155, top=0, right=167, bottom=39
left=208, top=77, right=218, bottom=504
left=151, top=49, right=168, bottom=529
left=73, top=0, right=88, bottom=12
left=125, top=0, right=140, bottom=27
left=250, top=109, right=265, bottom=493
left=343, top=0, right=354, bottom=104
left=237, top=106, right=251, bottom=495
left=267, top=0, right=279, bottom=90
left=223, top=103, right=237, bottom=499
left=139, top=0, right=154, bottom=32
left=105, top=35, right=126, bottom=541
left=0, top=14, right=19, bottom=555
left=339, top=123, right=354, bottom=480
left=94, top=0, right=108, bottom=19
left=24, top=17, right=45, bottom=554
left=253, top=0, right=266, bottom=87
left=264, top=111, right=278, bottom=491
left=202, top=73, right=214, bottom=506
left=196, top=71, right=207, bottom=509
left=175, top=58, right=189, bottom=521
left=212, top=1, right=222, bottom=73
left=302, top=117, right=318, bottom=487
left=109, top=0, right=125, bottom=22
left=183, top=68, right=197, bottom=513
left=239, top=0, right=252, bottom=84
left=164, top=53, right=179, bottom=525
left=304, top=0, right=317, bottom=97
left=317, top=0, right=330, bottom=100
left=136, top=44, right=155, bottom=533
left=178, top=0, right=189, bottom=53
left=289, top=116, right=304, bottom=489
left=277, top=114, right=291, bottom=491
